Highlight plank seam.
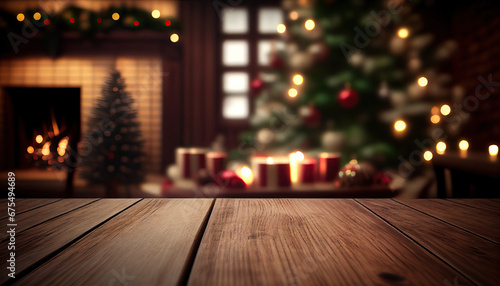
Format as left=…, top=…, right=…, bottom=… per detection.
left=0, top=199, right=63, bottom=220
left=179, top=198, right=217, bottom=286
left=393, top=199, right=500, bottom=246
left=9, top=199, right=143, bottom=286
left=0, top=199, right=101, bottom=243
left=444, top=199, right=500, bottom=214
left=354, top=199, right=476, bottom=286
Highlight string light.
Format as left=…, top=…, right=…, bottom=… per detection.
left=288, top=88, right=298, bottom=98
left=290, top=11, right=298, bottom=20
left=69, top=17, right=75, bottom=23
left=112, top=13, right=120, bottom=21
left=134, top=20, right=139, bottom=26
left=33, top=12, right=41, bottom=21
left=44, top=19, right=50, bottom=25
left=239, top=166, right=253, bottom=185
left=440, top=104, right=451, bottom=116
left=397, top=28, right=409, bottom=38
left=267, top=157, right=274, bottom=164
left=423, top=151, right=433, bottom=161
left=17, top=13, right=25, bottom=21
left=97, top=18, right=102, bottom=23
left=489, top=145, right=499, bottom=156
left=277, top=23, right=286, bottom=33
left=151, top=9, right=161, bottom=19
left=436, top=141, right=446, bottom=154
left=431, top=106, right=439, bottom=115
left=394, top=120, right=406, bottom=132
left=170, top=33, right=179, bottom=43
left=305, top=19, right=315, bottom=30
left=165, top=20, right=171, bottom=26
left=430, top=115, right=440, bottom=124
left=27, top=146, right=34, bottom=154
left=36, top=135, right=43, bottom=144
left=459, top=140, right=469, bottom=151
left=293, top=74, right=303, bottom=85
left=418, top=77, right=428, bottom=87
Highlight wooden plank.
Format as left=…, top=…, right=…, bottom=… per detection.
left=188, top=199, right=471, bottom=286
left=358, top=199, right=500, bottom=285
left=0, top=199, right=139, bottom=285
left=18, top=199, right=214, bottom=286
left=0, top=199, right=61, bottom=220
left=0, top=199, right=99, bottom=241
left=396, top=199, right=500, bottom=243
left=448, top=199, right=500, bottom=214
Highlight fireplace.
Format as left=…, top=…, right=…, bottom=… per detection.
left=3, top=87, right=81, bottom=170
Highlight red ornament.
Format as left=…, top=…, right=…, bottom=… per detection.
left=338, top=89, right=359, bottom=108
left=270, top=54, right=285, bottom=70
left=218, top=170, right=246, bottom=189
left=299, top=104, right=321, bottom=127
left=251, top=78, right=265, bottom=95
left=373, top=172, right=393, bottom=185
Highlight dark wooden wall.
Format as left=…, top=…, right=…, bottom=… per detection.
left=451, top=1, right=500, bottom=149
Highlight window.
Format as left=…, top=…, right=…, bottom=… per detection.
left=219, top=5, right=284, bottom=121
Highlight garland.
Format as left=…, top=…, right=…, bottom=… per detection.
left=1, top=6, right=181, bottom=57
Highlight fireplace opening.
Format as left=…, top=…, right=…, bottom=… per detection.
left=3, top=87, right=81, bottom=170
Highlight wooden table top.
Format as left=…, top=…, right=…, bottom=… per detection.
left=2, top=198, right=499, bottom=285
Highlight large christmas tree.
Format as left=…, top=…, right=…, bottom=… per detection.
left=79, top=70, right=145, bottom=196
left=240, top=0, right=457, bottom=170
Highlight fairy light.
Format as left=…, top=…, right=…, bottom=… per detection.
left=17, top=13, right=25, bottom=21
left=288, top=88, right=298, bottom=98
left=423, top=151, right=433, bottom=161
left=397, top=28, right=409, bottom=38
left=170, top=33, right=179, bottom=42
left=489, top=145, right=499, bottom=156
left=436, top=141, right=446, bottom=155
left=33, top=12, right=41, bottom=21
left=418, top=77, right=428, bottom=87
left=430, top=115, right=440, bottom=124
left=305, top=19, right=315, bottom=30
left=267, top=157, right=274, bottom=164
left=239, top=166, right=253, bottom=185
left=394, top=120, right=406, bottom=132
left=36, top=135, right=43, bottom=144
left=290, top=11, right=298, bottom=20
left=277, top=23, right=286, bottom=33
left=459, top=140, right=469, bottom=151
left=151, top=10, right=160, bottom=19
left=27, top=146, right=34, bottom=154
left=112, top=13, right=120, bottom=21
left=440, top=104, right=451, bottom=116
left=293, top=74, right=303, bottom=85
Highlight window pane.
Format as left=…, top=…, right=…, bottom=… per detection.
left=258, top=40, right=286, bottom=66
left=222, top=8, right=248, bottom=34
left=223, top=72, right=249, bottom=93
left=223, top=95, right=249, bottom=119
left=258, top=8, right=284, bottom=34
left=223, top=40, right=249, bottom=66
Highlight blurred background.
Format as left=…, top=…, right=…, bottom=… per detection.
left=0, top=0, right=498, bottom=198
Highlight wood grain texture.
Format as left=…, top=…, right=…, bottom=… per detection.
left=188, top=199, right=470, bottom=286
left=18, top=199, right=214, bottom=286
left=0, top=199, right=99, bottom=241
left=0, top=199, right=61, bottom=220
left=396, top=199, right=500, bottom=243
left=448, top=199, right=500, bottom=214
left=1, top=199, right=139, bottom=285
left=358, top=199, right=500, bottom=285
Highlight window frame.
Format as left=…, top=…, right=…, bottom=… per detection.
left=217, top=3, right=283, bottom=127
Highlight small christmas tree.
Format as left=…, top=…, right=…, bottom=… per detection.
left=79, top=70, right=145, bottom=196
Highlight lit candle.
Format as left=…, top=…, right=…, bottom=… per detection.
left=319, top=153, right=341, bottom=182
left=436, top=141, right=446, bottom=155
left=489, top=144, right=498, bottom=162
left=238, top=166, right=254, bottom=186
left=458, top=140, right=468, bottom=158
left=289, top=151, right=304, bottom=183
left=176, top=147, right=207, bottom=179
left=206, top=151, right=227, bottom=176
